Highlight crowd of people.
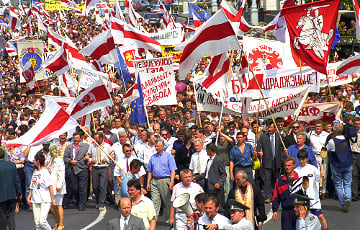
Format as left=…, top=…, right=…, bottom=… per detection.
left=0, top=2, right=360, bottom=230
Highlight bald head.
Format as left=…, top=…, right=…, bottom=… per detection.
left=119, top=197, right=132, bottom=217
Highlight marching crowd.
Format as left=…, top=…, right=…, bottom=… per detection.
left=1, top=4, right=360, bottom=230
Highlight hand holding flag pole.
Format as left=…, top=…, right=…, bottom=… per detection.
left=243, top=52, right=287, bottom=150
left=215, top=50, right=235, bottom=146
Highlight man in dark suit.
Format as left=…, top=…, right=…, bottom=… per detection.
left=284, top=121, right=310, bottom=148
left=64, top=132, right=90, bottom=211
left=108, top=197, right=145, bottom=230
left=0, top=147, right=21, bottom=230
left=203, top=143, right=227, bottom=209
left=257, top=120, right=286, bottom=203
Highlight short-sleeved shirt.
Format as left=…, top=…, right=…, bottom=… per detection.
left=230, top=144, right=253, bottom=167
left=30, top=169, right=53, bottom=203
left=170, top=182, right=204, bottom=212
left=131, top=195, right=156, bottom=230
left=147, top=151, right=177, bottom=177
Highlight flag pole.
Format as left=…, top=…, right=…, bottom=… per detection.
left=78, top=125, right=131, bottom=178
left=243, top=53, right=287, bottom=150
left=215, top=50, right=235, bottom=146
left=77, top=67, right=83, bottom=95
left=326, top=75, right=333, bottom=102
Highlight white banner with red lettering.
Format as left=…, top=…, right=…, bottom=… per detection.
left=319, top=63, right=359, bottom=87
left=134, top=57, right=177, bottom=106
left=243, top=67, right=320, bottom=98
left=79, top=68, right=119, bottom=92
left=284, top=102, right=341, bottom=131
left=243, top=36, right=301, bottom=73
left=194, top=81, right=309, bottom=119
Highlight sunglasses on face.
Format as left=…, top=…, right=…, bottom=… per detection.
left=293, top=126, right=300, bottom=129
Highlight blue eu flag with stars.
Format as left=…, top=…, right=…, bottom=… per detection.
left=115, top=47, right=132, bottom=84
left=130, top=74, right=146, bottom=124
left=189, top=3, right=212, bottom=21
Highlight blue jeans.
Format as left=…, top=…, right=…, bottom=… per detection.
left=23, top=163, right=34, bottom=200
left=331, top=165, right=352, bottom=207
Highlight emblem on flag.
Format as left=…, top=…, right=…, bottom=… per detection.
left=21, top=47, right=43, bottom=71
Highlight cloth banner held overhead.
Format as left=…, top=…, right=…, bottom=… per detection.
left=318, top=63, right=358, bottom=87
left=243, top=67, right=320, bottom=99
left=17, top=41, right=45, bottom=82
left=133, top=57, right=177, bottom=106
left=79, top=68, right=120, bottom=92
left=148, top=28, right=183, bottom=45
left=284, top=102, right=341, bottom=131
left=194, top=82, right=309, bottom=119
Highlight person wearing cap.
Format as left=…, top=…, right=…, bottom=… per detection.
left=228, top=170, right=266, bottom=229
left=293, top=194, right=321, bottom=230
left=294, top=149, right=328, bottom=230
left=207, top=200, right=254, bottom=230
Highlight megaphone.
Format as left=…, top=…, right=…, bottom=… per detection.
left=172, top=193, right=194, bottom=217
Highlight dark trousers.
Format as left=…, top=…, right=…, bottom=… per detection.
left=352, top=153, right=360, bottom=199
left=92, top=166, right=108, bottom=207
left=281, top=208, right=296, bottom=230
left=0, top=199, right=16, bottom=230
left=234, top=165, right=254, bottom=186
left=63, top=168, right=72, bottom=206
left=70, top=169, right=89, bottom=208
left=263, top=165, right=281, bottom=200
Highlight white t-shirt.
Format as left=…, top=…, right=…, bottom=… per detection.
left=170, top=182, right=204, bottom=212
left=295, top=164, right=321, bottom=210
left=30, top=169, right=53, bottom=203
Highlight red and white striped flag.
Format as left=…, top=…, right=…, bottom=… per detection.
left=42, top=47, right=69, bottom=76
left=48, top=28, right=66, bottom=50
left=6, top=100, right=78, bottom=147
left=67, top=80, right=113, bottom=120
left=59, top=72, right=77, bottom=97
left=80, top=30, right=118, bottom=64
left=124, top=23, right=162, bottom=52
left=241, top=96, right=252, bottom=121
left=9, top=6, right=21, bottom=30
left=64, top=37, right=92, bottom=70
left=159, top=1, right=176, bottom=29
left=201, top=53, right=232, bottom=94
left=111, top=17, right=124, bottom=44
left=61, top=0, right=79, bottom=9
left=22, top=61, right=36, bottom=89
left=83, top=0, right=101, bottom=14
left=336, top=54, right=360, bottom=77
left=177, top=9, right=241, bottom=79
left=114, top=0, right=125, bottom=20
left=91, top=60, right=103, bottom=72
left=127, top=0, right=143, bottom=27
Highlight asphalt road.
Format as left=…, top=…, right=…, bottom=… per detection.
left=14, top=197, right=360, bottom=230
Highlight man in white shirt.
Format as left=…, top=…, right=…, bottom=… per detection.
left=293, top=149, right=328, bottom=230
left=189, top=138, right=209, bottom=188
left=169, top=169, right=204, bottom=229
left=189, top=197, right=230, bottom=230
left=161, top=129, right=178, bottom=153
left=307, top=120, right=329, bottom=197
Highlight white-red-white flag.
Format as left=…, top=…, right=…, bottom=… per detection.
left=67, top=80, right=113, bottom=120
left=201, top=53, right=232, bottom=95
left=127, top=0, right=143, bottom=27
left=336, top=54, right=360, bottom=77
left=48, top=28, right=66, bottom=50
left=83, top=0, right=100, bottom=14
left=44, top=95, right=75, bottom=110
left=22, top=61, right=36, bottom=89
left=124, top=23, right=162, bottom=52
left=6, top=100, right=78, bottom=147
left=111, top=17, right=124, bottom=44
left=9, top=6, right=21, bottom=30
left=61, top=0, right=79, bottom=9
left=59, top=72, right=78, bottom=97
left=80, top=30, right=118, bottom=64
left=123, top=82, right=139, bottom=105
left=114, top=0, right=125, bottom=20
left=64, top=37, right=92, bottom=70
left=42, top=47, right=69, bottom=76
left=242, top=96, right=252, bottom=122
left=177, top=9, right=241, bottom=79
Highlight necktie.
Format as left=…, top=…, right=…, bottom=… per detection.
left=123, top=217, right=127, bottom=230
left=97, top=145, right=102, bottom=164
left=74, top=145, right=79, bottom=160
left=126, top=159, right=129, bottom=172
left=197, top=153, right=201, bottom=173
left=271, top=135, right=275, bottom=159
